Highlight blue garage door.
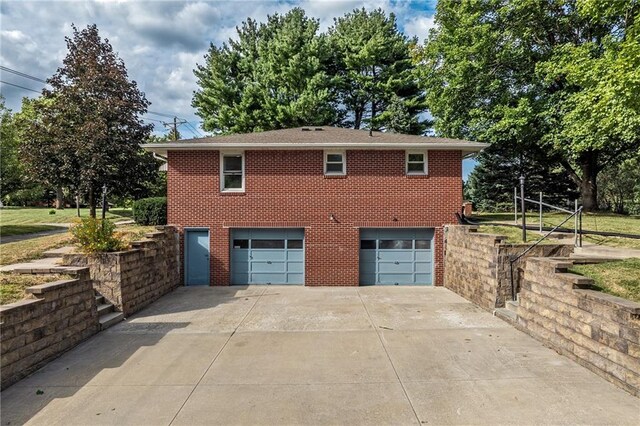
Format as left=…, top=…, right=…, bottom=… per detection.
left=359, top=228, right=434, bottom=285
left=231, top=228, right=304, bottom=285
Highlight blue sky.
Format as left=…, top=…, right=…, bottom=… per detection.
left=0, top=0, right=475, bottom=178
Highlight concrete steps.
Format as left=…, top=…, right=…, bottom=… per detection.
left=95, top=293, right=123, bottom=330
left=494, top=297, right=519, bottom=324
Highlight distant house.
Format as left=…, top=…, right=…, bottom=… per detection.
left=143, top=126, right=486, bottom=286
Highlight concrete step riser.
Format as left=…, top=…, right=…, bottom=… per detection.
left=494, top=308, right=517, bottom=324
left=100, top=312, right=124, bottom=330
left=97, top=303, right=114, bottom=316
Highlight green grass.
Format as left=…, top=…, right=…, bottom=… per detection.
left=473, top=211, right=640, bottom=249
left=474, top=211, right=640, bottom=235
left=0, top=273, right=72, bottom=305
left=570, top=258, right=640, bottom=303
left=0, top=207, right=132, bottom=225
left=0, top=224, right=62, bottom=236
left=477, top=225, right=570, bottom=245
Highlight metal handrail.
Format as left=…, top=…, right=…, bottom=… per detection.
left=509, top=206, right=583, bottom=301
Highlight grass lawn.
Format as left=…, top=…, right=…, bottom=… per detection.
left=0, top=273, right=73, bottom=305
left=477, top=225, right=570, bottom=245
left=474, top=211, right=640, bottom=235
left=0, top=224, right=155, bottom=266
left=570, top=258, right=640, bottom=304
left=0, top=207, right=132, bottom=225
left=1, top=224, right=62, bottom=237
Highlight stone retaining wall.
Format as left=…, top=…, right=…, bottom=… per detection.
left=0, top=268, right=99, bottom=390
left=444, top=225, right=573, bottom=309
left=517, top=257, right=640, bottom=397
left=63, top=226, right=180, bottom=317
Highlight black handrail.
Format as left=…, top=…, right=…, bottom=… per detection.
left=509, top=207, right=583, bottom=301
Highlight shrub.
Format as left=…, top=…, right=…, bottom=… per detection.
left=49, top=209, right=56, bottom=215
left=71, top=217, right=124, bottom=253
left=132, top=197, right=167, bottom=225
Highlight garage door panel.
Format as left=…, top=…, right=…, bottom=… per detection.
left=379, top=261, right=415, bottom=273
left=415, top=262, right=432, bottom=273
left=250, top=273, right=287, bottom=284
left=378, top=251, right=414, bottom=261
left=415, top=273, right=432, bottom=283
left=286, top=251, right=304, bottom=261
left=360, top=251, right=377, bottom=262
left=231, top=250, right=250, bottom=261
left=287, top=262, right=304, bottom=273
left=378, top=273, right=413, bottom=285
left=251, top=250, right=286, bottom=261
left=232, top=273, right=249, bottom=285
left=286, top=273, right=304, bottom=283
left=252, top=261, right=286, bottom=273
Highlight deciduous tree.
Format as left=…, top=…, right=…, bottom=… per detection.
left=21, top=24, right=158, bottom=217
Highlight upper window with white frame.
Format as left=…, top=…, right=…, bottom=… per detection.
left=220, top=152, right=244, bottom=192
left=406, top=151, right=427, bottom=175
left=324, top=151, right=346, bottom=175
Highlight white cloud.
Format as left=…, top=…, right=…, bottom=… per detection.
left=0, top=0, right=436, bottom=137
left=403, top=15, right=436, bottom=43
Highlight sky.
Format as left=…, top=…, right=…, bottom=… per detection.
left=0, top=0, right=475, bottom=178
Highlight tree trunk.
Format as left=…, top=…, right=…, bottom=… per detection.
left=354, top=108, right=363, bottom=129
left=578, top=152, right=599, bottom=212
left=55, top=187, right=64, bottom=209
left=88, top=187, right=96, bottom=218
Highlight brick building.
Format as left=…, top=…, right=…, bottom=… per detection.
left=143, top=126, right=485, bottom=286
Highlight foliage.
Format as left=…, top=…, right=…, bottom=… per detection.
left=598, top=156, right=640, bottom=214
left=417, top=0, right=640, bottom=211
left=0, top=233, right=73, bottom=266
left=0, top=225, right=60, bottom=237
left=0, top=98, right=24, bottom=198
left=194, top=8, right=337, bottom=134
left=0, top=206, right=131, bottom=225
left=132, top=197, right=167, bottom=225
left=194, top=8, right=427, bottom=135
left=20, top=24, right=159, bottom=217
left=327, top=8, right=427, bottom=133
left=2, top=185, right=54, bottom=207
left=466, top=143, right=578, bottom=211
left=71, top=217, right=123, bottom=253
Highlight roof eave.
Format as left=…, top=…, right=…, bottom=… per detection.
left=142, top=142, right=489, bottom=156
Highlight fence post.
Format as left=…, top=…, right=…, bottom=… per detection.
left=539, top=192, right=543, bottom=232
left=514, top=187, right=518, bottom=225
left=520, top=176, right=526, bottom=242
left=574, top=199, right=578, bottom=246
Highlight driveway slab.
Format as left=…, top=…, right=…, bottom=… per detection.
left=2, top=285, right=638, bottom=425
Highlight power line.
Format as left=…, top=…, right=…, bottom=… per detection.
left=0, top=80, right=42, bottom=94
left=142, top=116, right=165, bottom=123
left=0, top=66, right=48, bottom=84
left=184, top=121, right=204, bottom=138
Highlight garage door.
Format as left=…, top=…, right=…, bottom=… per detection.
left=231, top=228, right=304, bottom=285
left=359, top=228, right=434, bottom=285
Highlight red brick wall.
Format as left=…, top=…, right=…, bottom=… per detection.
left=167, top=149, right=462, bottom=286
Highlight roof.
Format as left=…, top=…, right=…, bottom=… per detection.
left=142, top=126, right=487, bottom=156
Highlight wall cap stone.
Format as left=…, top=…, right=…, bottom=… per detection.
left=26, top=278, right=80, bottom=295
left=575, top=288, right=640, bottom=314
left=0, top=297, right=43, bottom=312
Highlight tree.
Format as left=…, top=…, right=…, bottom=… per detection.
left=418, top=0, right=640, bottom=211
left=466, top=143, right=578, bottom=211
left=328, top=8, right=427, bottom=133
left=21, top=24, right=158, bottom=217
left=0, top=98, right=24, bottom=199
left=193, top=8, right=338, bottom=134
left=598, top=155, right=640, bottom=214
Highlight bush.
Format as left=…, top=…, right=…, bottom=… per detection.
left=49, top=209, right=56, bottom=215
left=71, top=217, right=124, bottom=253
left=132, top=197, right=167, bottom=225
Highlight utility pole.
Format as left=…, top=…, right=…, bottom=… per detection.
left=101, top=184, right=108, bottom=220
left=163, top=116, right=187, bottom=140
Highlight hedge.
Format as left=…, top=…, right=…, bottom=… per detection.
left=132, top=197, right=167, bottom=225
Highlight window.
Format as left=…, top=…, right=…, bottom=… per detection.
left=379, top=240, right=413, bottom=249
left=406, top=151, right=427, bottom=175
left=324, top=151, right=346, bottom=175
left=287, top=240, right=303, bottom=249
left=360, top=240, right=376, bottom=249
left=220, top=152, right=244, bottom=192
left=233, top=239, right=249, bottom=249
left=415, top=240, right=431, bottom=250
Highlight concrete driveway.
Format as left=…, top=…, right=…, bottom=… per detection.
left=1, top=286, right=638, bottom=425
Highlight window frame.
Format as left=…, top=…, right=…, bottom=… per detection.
left=220, top=151, right=245, bottom=192
left=324, top=150, right=346, bottom=176
left=406, top=151, right=428, bottom=175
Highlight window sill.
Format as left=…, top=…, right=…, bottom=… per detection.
left=406, top=174, right=429, bottom=179
left=220, top=191, right=246, bottom=196
left=324, top=174, right=347, bottom=179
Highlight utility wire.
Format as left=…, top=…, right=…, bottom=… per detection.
left=0, top=80, right=42, bottom=93
left=0, top=66, right=49, bottom=84
left=1, top=66, right=202, bottom=132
